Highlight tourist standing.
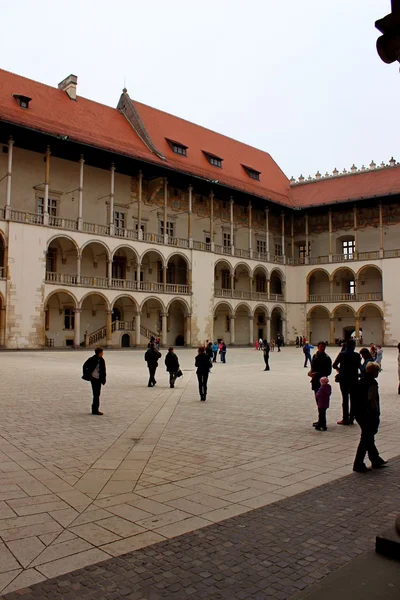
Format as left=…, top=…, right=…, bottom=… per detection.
left=212, top=341, right=218, bottom=363
left=255, top=340, right=259, bottom=351
left=220, top=340, right=227, bottom=363
left=165, top=347, right=180, bottom=388
left=369, top=343, right=377, bottom=360
left=258, top=337, right=263, bottom=350
left=277, top=334, right=282, bottom=352
left=314, top=376, right=331, bottom=431
left=303, top=341, right=313, bottom=368
left=145, top=343, right=161, bottom=387
left=309, top=341, right=332, bottom=398
left=195, top=346, right=212, bottom=401
left=333, top=338, right=361, bottom=425
left=375, top=345, right=383, bottom=369
left=263, top=341, right=270, bottom=371
left=295, top=336, right=299, bottom=348
left=270, top=339, right=275, bottom=352
left=206, top=342, right=213, bottom=360
left=352, top=362, right=387, bottom=472
left=82, top=347, right=107, bottom=416
left=359, top=347, right=373, bottom=376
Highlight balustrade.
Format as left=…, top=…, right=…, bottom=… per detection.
left=0, top=267, right=5, bottom=279
left=49, top=216, right=78, bottom=231
left=308, top=292, right=383, bottom=303
left=214, top=289, right=281, bottom=302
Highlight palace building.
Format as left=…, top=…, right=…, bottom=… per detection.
left=0, top=68, right=399, bottom=349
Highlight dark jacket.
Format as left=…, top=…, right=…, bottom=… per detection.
left=310, top=351, right=332, bottom=391
left=316, top=384, right=331, bottom=409
left=206, top=344, right=213, bottom=358
left=263, top=343, right=270, bottom=357
left=82, top=355, right=106, bottom=385
left=353, top=375, right=380, bottom=424
left=332, top=349, right=361, bottom=383
left=195, top=353, right=212, bottom=373
left=145, top=348, right=161, bottom=367
left=165, top=351, right=179, bottom=373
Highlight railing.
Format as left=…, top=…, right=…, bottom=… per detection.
left=143, top=232, right=164, bottom=244
left=10, top=210, right=43, bottom=225
left=234, top=248, right=250, bottom=258
left=0, top=208, right=5, bottom=220
left=87, top=325, right=107, bottom=346
left=114, top=227, right=138, bottom=240
left=49, top=216, right=78, bottom=230
left=46, top=272, right=77, bottom=285
left=357, top=292, right=383, bottom=301
left=233, top=290, right=252, bottom=299
left=270, top=254, right=285, bottom=264
left=0, top=267, right=5, bottom=279
left=214, top=244, right=223, bottom=254
left=138, top=281, right=165, bottom=293
left=80, top=275, right=109, bottom=288
left=309, top=292, right=383, bottom=303
left=214, top=289, right=282, bottom=302
left=308, top=256, right=329, bottom=265
left=253, top=252, right=269, bottom=262
left=112, top=320, right=135, bottom=332
left=83, top=222, right=109, bottom=235
left=111, top=278, right=137, bottom=290
left=45, top=273, right=191, bottom=295
left=165, top=283, right=190, bottom=294
left=168, top=237, right=189, bottom=248
left=269, top=293, right=284, bottom=302
left=384, top=249, right=400, bottom=259
left=356, top=251, right=380, bottom=261
left=251, top=291, right=268, bottom=301
left=193, top=241, right=211, bottom=252
left=140, top=325, right=159, bottom=340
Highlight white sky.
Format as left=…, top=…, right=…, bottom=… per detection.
left=1, top=0, right=398, bottom=179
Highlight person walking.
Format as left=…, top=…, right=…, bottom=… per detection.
left=309, top=341, right=332, bottom=415
left=82, top=347, right=107, bottom=415
left=263, top=341, right=270, bottom=371
left=255, top=340, right=259, bottom=351
left=220, top=340, right=227, bottom=363
left=165, top=347, right=180, bottom=388
left=195, top=346, right=212, bottom=401
left=295, top=336, right=299, bottom=348
left=277, top=334, right=282, bottom=352
left=314, top=376, right=331, bottom=431
left=303, top=341, right=313, bottom=368
left=352, top=362, right=387, bottom=473
left=333, top=338, right=361, bottom=425
left=258, top=337, right=263, bottom=350
left=145, top=343, right=161, bottom=387
left=212, top=341, right=218, bottom=363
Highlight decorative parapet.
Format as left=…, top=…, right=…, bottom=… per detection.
left=290, top=158, right=398, bottom=186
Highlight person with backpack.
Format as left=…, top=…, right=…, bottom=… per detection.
left=145, top=343, right=161, bottom=387
left=303, top=341, right=313, bottom=368
left=82, top=347, right=106, bottom=415
left=165, top=347, right=180, bottom=388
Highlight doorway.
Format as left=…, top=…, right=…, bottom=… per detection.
left=121, top=333, right=130, bottom=348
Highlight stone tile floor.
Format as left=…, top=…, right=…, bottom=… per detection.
left=0, top=346, right=399, bottom=596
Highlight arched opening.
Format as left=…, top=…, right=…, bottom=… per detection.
left=358, top=304, right=383, bottom=345
left=308, top=270, right=330, bottom=301
left=141, top=251, right=165, bottom=292
left=214, top=260, right=232, bottom=297
left=0, top=234, right=5, bottom=278
left=81, top=293, right=108, bottom=346
left=121, top=333, right=131, bottom=348
left=234, top=303, right=251, bottom=344
left=271, top=306, right=284, bottom=341
left=141, top=298, right=164, bottom=340
left=357, top=266, right=383, bottom=301
left=44, top=291, right=77, bottom=348
left=81, top=242, right=109, bottom=288
left=46, top=237, right=78, bottom=284
left=308, top=306, right=330, bottom=345
left=331, top=267, right=356, bottom=301
left=252, top=267, right=268, bottom=300
left=213, top=302, right=232, bottom=344
left=254, top=305, right=269, bottom=342
left=112, top=296, right=137, bottom=333
left=332, top=305, right=356, bottom=344
left=111, top=247, right=138, bottom=290
left=166, top=254, right=188, bottom=292
left=270, top=269, right=284, bottom=300
left=234, top=264, right=251, bottom=298
left=167, top=299, right=187, bottom=346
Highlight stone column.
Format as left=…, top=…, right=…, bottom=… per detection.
left=305, top=213, right=309, bottom=264
left=210, top=191, right=214, bottom=251
left=163, top=178, right=168, bottom=244
left=230, top=272, right=235, bottom=297
left=306, top=317, right=311, bottom=342
left=249, top=276, right=253, bottom=295
left=135, top=312, right=141, bottom=346
left=281, top=212, right=285, bottom=262
left=353, top=206, right=358, bottom=256
left=248, top=315, right=254, bottom=345
left=329, top=318, right=335, bottom=345
left=379, top=202, right=384, bottom=257
left=5, top=136, right=13, bottom=219
left=108, top=257, right=113, bottom=287
left=76, top=252, right=82, bottom=285
left=355, top=316, right=360, bottom=341
left=282, top=318, right=288, bottom=343
left=230, top=316, right=235, bottom=345
left=0, top=306, right=6, bottom=347
left=162, top=265, right=167, bottom=291
left=161, top=312, right=168, bottom=347
left=291, top=213, right=295, bottom=258
left=43, top=146, right=51, bottom=226
left=230, top=197, right=235, bottom=255
left=266, top=317, right=271, bottom=343
left=267, top=278, right=271, bottom=300
left=109, top=163, right=115, bottom=235
left=248, top=202, right=253, bottom=258
left=106, top=310, right=112, bottom=346
left=328, top=210, right=333, bottom=262
left=74, top=309, right=81, bottom=348
left=188, top=185, right=193, bottom=247
left=137, top=170, right=143, bottom=240
left=185, top=314, right=191, bottom=346
left=187, top=268, right=192, bottom=291
left=265, top=208, right=270, bottom=259
left=78, top=155, right=84, bottom=231
left=330, top=279, right=334, bottom=299
left=281, top=281, right=286, bottom=300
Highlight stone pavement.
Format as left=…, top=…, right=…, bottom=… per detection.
left=0, top=347, right=399, bottom=595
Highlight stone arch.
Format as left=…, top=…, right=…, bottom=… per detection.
left=307, top=268, right=331, bottom=300
left=270, top=267, right=285, bottom=282
left=47, top=234, right=79, bottom=254
left=331, top=304, right=356, bottom=345
left=140, top=296, right=166, bottom=340
left=330, top=267, right=357, bottom=298
left=166, top=251, right=190, bottom=270
left=139, top=295, right=167, bottom=313
left=234, top=263, right=251, bottom=294
left=233, top=302, right=252, bottom=317
left=213, top=301, right=233, bottom=344
left=251, top=264, right=269, bottom=279
left=80, top=239, right=111, bottom=261
left=253, top=304, right=269, bottom=345
left=356, top=265, right=383, bottom=299
left=306, top=268, right=330, bottom=283
left=45, top=288, right=78, bottom=309
left=253, top=304, right=270, bottom=319
left=81, top=241, right=111, bottom=283
left=332, top=304, right=356, bottom=317
left=79, top=291, right=111, bottom=311
left=270, top=268, right=285, bottom=298
left=357, top=303, right=384, bottom=319
left=234, top=302, right=252, bottom=345
left=167, top=298, right=189, bottom=346
left=357, top=304, right=384, bottom=345
left=140, top=248, right=166, bottom=268
left=213, top=301, right=233, bottom=316
left=214, top=259, right=233, bottom=276
left=44, top=290, right=78, bottom=348
left=270, top=305, right=285, bottom=342
left=166, top=253, right=189, bottom=286
left=46, top=235, right=79, bottom=277
left=111, top=294, right=139, bottom=312
left=111, top=244, right=140, bottom=264
left=234, top=262, right=251, bottom=276
left=166, top=297, right=190, bottom=316
left=330, top=266, right=356, bottom=282
left=307, top=305, right=330, bottom=345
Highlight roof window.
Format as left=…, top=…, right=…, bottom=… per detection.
left=204, top=152, right=223, bottom=168
left=166, top=139, right=187, bottom=156
left=13, top=94, right=32, bottom=109
left=242, top=165, right=261, bottom=181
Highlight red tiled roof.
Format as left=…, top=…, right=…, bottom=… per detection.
left=289, top=167, right=400, bottom=207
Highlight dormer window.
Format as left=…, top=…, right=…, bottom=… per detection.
left=13, top=94, right=32, bottom=109
left=204, top=152, right=223, bottom=168
left=242, top=165, right=261, bottom=181
left=166, top=139, right=187, bottom=156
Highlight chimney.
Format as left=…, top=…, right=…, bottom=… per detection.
left=58, top=74, right=78, bottom=100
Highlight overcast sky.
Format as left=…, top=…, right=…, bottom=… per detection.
left=1, top=0, right=397, bottom=179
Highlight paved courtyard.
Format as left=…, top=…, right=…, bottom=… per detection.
left=0, top=346, right=399, bottom=596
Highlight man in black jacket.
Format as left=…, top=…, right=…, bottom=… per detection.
left=82, top=347, right=107, bottom=415
left=310, top=341, right=332, bottom=395
left=145, top=343, right=162, bottom=387
left=165, top=347, right=180, bottom=388
left=333, top=338, right=361, bottom=425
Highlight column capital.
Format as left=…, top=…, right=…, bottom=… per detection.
left=79, top=154, right=85, bottom=163
left=248, top=314, right=253, bottom=320
left=138, top=169, right=143, bottom=177
left=230, top=196, right=234, bottom=204
left=188, top=184, right=193, bottom=192
left=164, top=177, right=168, bottom=184
left=161, top=312, right=168, bottom=318
left=74, top=308, right=82, bottom=314
left=8, top=136, right=14, bottom=146
left=111, top=162, right=115, bottom=170
left=210, top=190, right=214, bottom=199
left=45, top=145, right=51, bottom=154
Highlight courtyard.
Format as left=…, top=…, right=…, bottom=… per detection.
left=0, top=346, right=399, bottom=596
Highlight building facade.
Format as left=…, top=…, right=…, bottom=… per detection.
left=0, top=69, right=399, bottom=349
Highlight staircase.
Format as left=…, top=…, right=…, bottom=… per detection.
left=140, top=325, right=159, bottom=341
left=84, top=321, right=156, bottom=347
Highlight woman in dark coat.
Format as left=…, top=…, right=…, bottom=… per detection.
left=165, top=347, right=180, bottom=388
left=195, top=346, right=212, bottom=401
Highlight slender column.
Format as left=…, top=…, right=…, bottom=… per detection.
left=162, top=265, right=167, bottom=290
left=163, top=178, right=168, bottom=244
left=210, top=191, right=214, bottom=251
left=74, top=309, right=81, bottom=348
left=135, top=312, right=141, bottom=346
left=137, top=170, right=143, bottom=240
left=161, top=312, right=168, bottom=346
left=306, top=317, right=311, bottom=342
left=248, top=201, right=253, bottom=258
left=328, top=209, right=333, bottom=261
left=76, top=252, right=82, bottom=285
left=379, top=202, right=384, bottom=257
left=5, top=137, right=13, bottom=218
left=281, top=212, right=285, bottom=261
left=106, top=310, right=112, bottom=346
left=266, top=317, right=271, bottom=342
left=188, top=185, right=193, bottom=247
left=265, top=208, right=270, bottom=259
left=230, top=197, right=234, bottom=255
left=230, top=316, right=235, bottom=345
left=305, top=213, right=309, bottom=264
left=267, top=278, right=271, bottom=300
left=330, top=279, right=334, bottom=298
left=249, top=276, right=253, bottom=294
left=187, top=268, right=192, bottom=291
left=329, top=318, right=335, bottom=345
left=230, top=272, right=235, bottom=297
left=281, top=281, right=286, bottom=300
left=109, top=163, right=115, bottom=235
left=282, top=318, right=287, bottom=343
left=108, top=257, right=112, bottom=286
left=355, top=316, right=360, bottom=341
left=291, top=213, right=295, bottom=258
left=248, top=315, right=254, bottom=346
left=353, top=206, right=358, bottom=256
left=0, top=306, right=6, bottom=347
left=78, top=155, right=84, bottom=230
left=185, top=314, right=191, bottom=346
left=43, top=146, right=51, bottom=225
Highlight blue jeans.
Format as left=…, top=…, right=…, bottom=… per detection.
left=304, top=353, right=311, bottom=367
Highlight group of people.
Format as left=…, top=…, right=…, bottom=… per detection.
left=307, top=339, right=387, bottom=473
left=205, top=341, right=227, bottom=363
left=255, top=335, right=283, bottom=352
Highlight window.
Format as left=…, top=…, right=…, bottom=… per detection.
left=349, top=280, right=356, bottom=295
left=135, top=222, right=145, bottom=233
left=242, top=165, right=261, bottom=181
left=221, top=269, right=230, bottom=289
left=166, top=139, right=187, bottom=156
left=257, top=240, right=266, bottom=254
left=114, top=211, right=126, bottom=229
left=160, top=220, right=175, bottom=237
left=256, top=275, right=266, bottom=293
left=13, top=94, right=31, bottom=109
left=64, top=308, right=75, bottom=330
left=342, top=239, right=355, bottom=259
left=205, top=234, right=211, bottom=244
left=223, top=232, right=231, bottom=247
left=112, top=256, right=126, bottom=279
left=46, top=248, right=56, bottom=272
left=299, top=243, right=310, bottom=262
left=37, top=197, right=57, bottom=216
left=275, top=244, right=283, bottom=257
left=204, top=151, right=223, bottom=168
